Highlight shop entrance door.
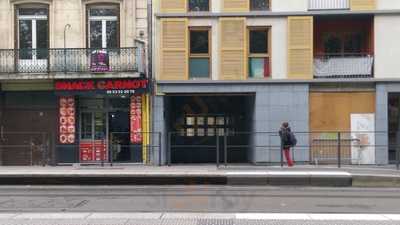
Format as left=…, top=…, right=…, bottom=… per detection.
left=109, top=110, right=135, bottom=162
left=79, top=111, right=107, bottom=162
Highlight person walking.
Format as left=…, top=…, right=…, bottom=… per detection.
left=279, top=122, right=296, bottom=167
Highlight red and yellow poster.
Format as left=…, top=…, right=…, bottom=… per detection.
left=130, top=95, right=142, bottom=144
left=59, top=97, right=75, bottom=144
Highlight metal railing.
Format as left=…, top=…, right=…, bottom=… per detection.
left=0, top=132, right=50, bottom=166
left=314, top=53, right=374, bottom=78
left=55, top=132, right=162, bottom=166
left=167, top=131, right=400, bottom=169
left=309, top=0, right=350, bottom=10
left=0, top=47, right=143, bottom=74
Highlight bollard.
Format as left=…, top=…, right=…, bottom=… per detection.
left=224, top=132, right=227, bottom=167
left=159, top=132, right=162, bottom=166
left=337, top=132, right=341, bottom=168
left=280, top=139, right=284, bottom=167
left=397, top=145, right=400, bottom=170
left=216, top=135, right=220, bottom=168
left=167, top=132, right=171, bottom=166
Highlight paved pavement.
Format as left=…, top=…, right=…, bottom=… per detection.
left=0, top=165, right=398, bottom=186
left=0, top=185, right=398, bottom=224
left=0, top=185, right=399, bottom=213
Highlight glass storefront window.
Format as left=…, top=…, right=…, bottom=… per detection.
left=81, top=112, right=92, bottom=139
left=94, top=112, right=106, bottom=139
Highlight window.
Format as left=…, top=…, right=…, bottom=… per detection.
left=323, top=32, right=365, bottom=55
left=189, top=28, right=210, bottom=79
left=250, top=0, right=270, bottom=11
left=17, top=6, right=49, bottom=60
left=182, top=115, right=232, bottom=137
left=189, top=0, right=210, bottom=12
left=248, top=28, right=270, bottom=78
left=88, top=5, right=119, bottom=48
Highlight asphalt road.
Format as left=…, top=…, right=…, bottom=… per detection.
left=0, top=185, right=398, bottom=214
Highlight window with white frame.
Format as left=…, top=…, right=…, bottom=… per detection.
left=17, top=6, right=49, bottom=60
left=88, top=5, right=119, bottom=49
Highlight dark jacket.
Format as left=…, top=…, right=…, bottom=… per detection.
left=279, top=127, right=292, bottom=148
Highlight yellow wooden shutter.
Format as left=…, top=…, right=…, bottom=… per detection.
left=160, top=0, right=187, bottom=13
left=350, top=0, right=375, bottom=10
left=222, top=0, right=249, bottom=12
left=160, top=18, right=188, bottom=80
left=219, top=18, right=246, bottom=80
left=287, top=16, right=313, bottom=79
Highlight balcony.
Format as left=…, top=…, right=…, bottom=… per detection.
left=309, top=0, right=350, bottom=10
left=0, top=46, right=145, bottom=77
left=314, top=53, right=374, bottom=78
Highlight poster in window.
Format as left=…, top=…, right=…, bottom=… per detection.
left=90, top=50, right=110, bottom=72
left=59, top=96, right=76, bottom=144
left=350, top=114, right=375, bottom=164
left=130, top=95, right=142, bottom=144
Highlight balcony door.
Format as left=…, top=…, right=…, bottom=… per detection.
left=88, top=5, right=118, bottom=49
left=17, top=7, right=48, bottom=73
left=87, top=5, right=119, bottom=72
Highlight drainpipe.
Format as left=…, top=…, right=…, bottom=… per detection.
left=147, top=0, right=156, bottom=164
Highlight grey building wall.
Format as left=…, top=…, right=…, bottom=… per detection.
left=253, top=84, right=309, bottom=163
left=375, top=83, right=400, bottom=165
left=152, top=82, right=310, bottom=165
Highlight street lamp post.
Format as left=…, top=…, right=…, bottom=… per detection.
left=63, top=24, right=71, bottom=73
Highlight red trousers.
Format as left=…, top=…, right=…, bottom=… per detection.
left=283, top=148, right=294, bottom=167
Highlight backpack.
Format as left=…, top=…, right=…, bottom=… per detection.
left=288, top=132, right=297, bottom=147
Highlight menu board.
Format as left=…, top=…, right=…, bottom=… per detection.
left=59, top=97, right=76, bottom=144
left=130, top=95, right=142, bottom=144
left=79, top=140, right=107, bottom=162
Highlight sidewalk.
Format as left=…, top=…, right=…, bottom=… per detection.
left=0, top=165, right=398, bottom=187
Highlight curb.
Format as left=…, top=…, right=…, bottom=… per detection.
left=352, top=174, right=400, bottom=187
left=0, top=172, right=352, bottom=186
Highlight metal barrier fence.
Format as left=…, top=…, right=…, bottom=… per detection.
left=0, top=132, right=50, bottom=166
left=0, top=47, right=142, bottom=74
left=0, top=132, right=161, bottom=166
left=167, top=131, right=400, bottom=169
left=55, top=132, right=162, bottom=166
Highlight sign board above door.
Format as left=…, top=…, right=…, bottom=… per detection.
left=55, top=79, right=149, bottom=96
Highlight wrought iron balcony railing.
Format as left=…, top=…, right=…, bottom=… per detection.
left=314, top=53, right=374, bottom=78
left=0, top=47, right=145, bottom=75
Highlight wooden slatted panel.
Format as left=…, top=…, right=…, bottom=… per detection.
left=222, top=0, right=249, bottom=12
left=350, top=0, right=375, bottom=10
left=310, top=92, right=376, bottom=131
left=287, top=16, right=313, bottom=79
left=160, top=19, right=188, bottom=80
left=220, top=18, right=246, bottom=80
left=160, top=0, right=187, bottom=13
left=309, top=92, right=376, bottom=163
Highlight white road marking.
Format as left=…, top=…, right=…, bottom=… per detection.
left=236, top=213, right=310, bottom=220
left=3, top=213, right=400, bottom=221
left=226, top=172, right=269, bottom=175
left=308, top=214, right=389, bottom=221
left=14, top=213, right=91, bottom=219
left=87, top=213, right=162, bottom=219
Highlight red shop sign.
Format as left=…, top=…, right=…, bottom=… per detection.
left=55, top=79, right=149, bottom=95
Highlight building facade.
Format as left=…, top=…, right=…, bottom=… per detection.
left=153, top=0, right=400, bottom=165
left=0, top=0, right=150, bottom=166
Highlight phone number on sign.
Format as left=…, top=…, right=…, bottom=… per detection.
left=106, top=90, right=136, bottom=94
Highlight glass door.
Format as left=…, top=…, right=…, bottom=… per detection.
left=17, top=7, right=48, bottom=72
left=109, top=111, right=133, bottom=162
left=79, top=112, right=107, bottom=162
